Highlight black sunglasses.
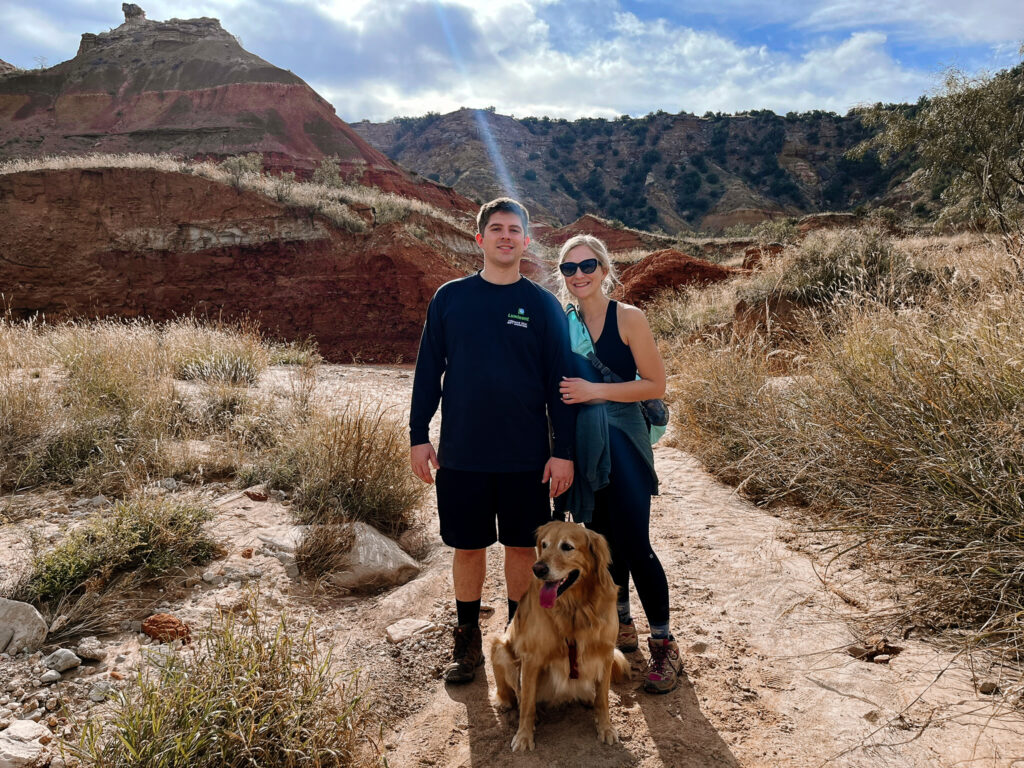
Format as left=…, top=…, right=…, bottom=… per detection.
left=559, top=258, right=600, bottom=277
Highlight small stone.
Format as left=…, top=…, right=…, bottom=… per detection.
left=202, top=570, right=223, bottom=586
left=45, top=698, right=58, bottom=712
left=160, top=477, right=179, bottom=491
left=386, top=619, right=434, bottom=644
left=39, top=671, right=60, bottom=684
left=88, top=682, right=113, bottom=703
left=872, top=654, right=891, bottom=664
left=114, top=655, right=126, bottom=664
left=688, top=642, right=708, bottom=654
left=240, top=547, right=254, bottom=559
left=88, top=494, right=109, bottom=508
left=978, top=681, right=999, bottom=695
left=42, top=649, right=80, bottom=673
left=141, top=614, right=191, bottom=644
left=846, top=645, right=871, bottom=660
left=244, top=489, right=268, bottom=502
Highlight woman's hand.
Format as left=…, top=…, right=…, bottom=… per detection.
left=560, top=377, right=598, bottom=404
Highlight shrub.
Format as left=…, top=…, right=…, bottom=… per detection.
left=219, top=153, right=263, bottom=187
left=71, top=595, right=373, bottom=768
left=165, top=321, right=269, bottom=385
left=12, top=497, right=217, bottom=605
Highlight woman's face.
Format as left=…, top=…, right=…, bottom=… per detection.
left=561, top=245, right=607, bottom=300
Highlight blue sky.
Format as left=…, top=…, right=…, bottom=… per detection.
left=1, top=1, right=1020, bottom=122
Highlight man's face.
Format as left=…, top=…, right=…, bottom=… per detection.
left=476, top=211, right=529, bottom=269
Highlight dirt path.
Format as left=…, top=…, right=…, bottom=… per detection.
left=3, top=365, right=1021, bottom=767
left=334, top=367, right=1024, bottom=768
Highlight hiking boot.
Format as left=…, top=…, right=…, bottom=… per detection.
left=444, top=624, right=484, bottom=684
left=643, top=636, right=682, bottom=694
left=617, top=621, right=639, bottom=653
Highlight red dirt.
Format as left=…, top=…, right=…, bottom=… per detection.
left=619, top=249, right=746, bottom=305
left=537, top=215, right=676, bottom=254
left=0, top=167, right=471, bottom=362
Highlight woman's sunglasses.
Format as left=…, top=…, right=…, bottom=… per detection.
left=559, top=258, right=600, bottom=277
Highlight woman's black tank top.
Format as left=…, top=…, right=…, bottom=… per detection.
left=592, top=301, right=637, bottom=382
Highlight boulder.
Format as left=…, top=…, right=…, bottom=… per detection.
left=0, top=719, right=50, bottom=768
left=41, top=649, right=80, bottom=673
left=327, top=522, right=420, bottom=591
left=0, top=599, right=47, bottom=655
left=620, top=249, right=745, bottom=305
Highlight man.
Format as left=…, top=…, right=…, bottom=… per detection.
left=410, top=197, right=575, bottom=684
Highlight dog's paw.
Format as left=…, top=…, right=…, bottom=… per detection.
left=494, top=692, right=517, bottom=711
left=511, top=728, right=536, bottom=752
left=596, top=721, right=619, bottom=745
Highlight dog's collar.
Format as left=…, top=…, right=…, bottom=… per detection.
left=566, top=639, right=579, bottom=679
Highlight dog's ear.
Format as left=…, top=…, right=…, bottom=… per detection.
left=585, top=528, right=612, bottom=573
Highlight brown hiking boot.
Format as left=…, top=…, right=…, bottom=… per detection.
left=444, top=624, right=484, bottom=684
left=617, top=621, right=639, bottom=653
left=644, top=636, right=682, bottom=694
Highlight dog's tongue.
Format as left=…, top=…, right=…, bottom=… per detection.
left=539, top=581, right=559, bottom=609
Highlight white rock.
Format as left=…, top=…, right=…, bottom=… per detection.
left=256, top=525, right=307, bottom=554
left=75, top=636, right=107, bottom=662
left=385, top=619, right=434, bottom=644
left=41, top=650, right=80, bottom=673
left=87, top=682, right=113, bottom=703
left=0, top=600, right=47, bottom=655
left=39, top=672, right=60, bottom=685
left=325, top=522, right=420, bottom=591
left=0, top=719, right=49, bottom=767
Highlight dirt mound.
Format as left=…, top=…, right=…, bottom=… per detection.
left=742, top=242, right=785, bottom=270
left=0, top=10, right=475, bottom=216
left=620, top=249, right=745, bottom=305
left=0, top=167, right=476, bottom=361
left=538, top=214, right=676, bottom=254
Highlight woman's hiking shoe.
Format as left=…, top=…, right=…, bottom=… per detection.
left=643, top=636, right=682, bottom=694
left=617, top=621, right=639, bottom=652
left=444, top=624, right=484, bottom=684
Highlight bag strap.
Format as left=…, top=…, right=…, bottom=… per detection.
left=565, top=304, right=625, bottom=384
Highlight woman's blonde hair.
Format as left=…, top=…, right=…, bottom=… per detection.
left=555, top=234, right=619, bottom=304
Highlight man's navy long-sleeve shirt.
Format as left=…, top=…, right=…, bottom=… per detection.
left=410, top=273, right=575, bottom=472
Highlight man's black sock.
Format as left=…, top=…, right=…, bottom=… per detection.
left=456, top=599, right=481, bottom=627
left=507, top=598, right=518, bottom=624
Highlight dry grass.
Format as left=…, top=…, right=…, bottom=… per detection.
left=666, top=233, right=1024, bottom=657
left=241, top=400, right=425, bottom=537
left=0, top=152, right=470, bottom=235
left=0, top=317, right=280, bottom=493
left=70, top=593, right=377, bottom=768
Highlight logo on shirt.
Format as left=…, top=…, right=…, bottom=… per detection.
left=507, top=307, right=530, bottom=329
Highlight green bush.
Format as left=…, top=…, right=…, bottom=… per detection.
left=13, top=497, right=217, bottom=605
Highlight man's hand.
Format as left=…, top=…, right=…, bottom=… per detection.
left=542, top=457, right=574, bottom=498
left=411, top=442, right=440, bottom=484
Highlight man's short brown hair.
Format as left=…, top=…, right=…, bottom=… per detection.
left=477, top=197, right=530, bottom=235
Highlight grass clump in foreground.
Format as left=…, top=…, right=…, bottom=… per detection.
left=666, top=234, right=1024, bottom=656
left=71, top=595, right=375, bottom=768
left=242, top=401, right=425, bottom=538
left=10, top=497, right=218, bottom=606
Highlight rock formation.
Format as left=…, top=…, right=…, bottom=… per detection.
left=0, top=166, right=480, bottom=361
left=619, top=249, right=745, bottom=305
left=0, top=9, right=474, bottom=215
left=536, top=214, right=677, bottom=254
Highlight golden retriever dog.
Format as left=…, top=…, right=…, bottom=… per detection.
left=491, top=521, right=630, bottom=752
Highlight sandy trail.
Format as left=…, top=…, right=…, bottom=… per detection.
left=334, top=366, right=1024, bottom=768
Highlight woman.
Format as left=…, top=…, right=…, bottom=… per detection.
left=555, top=234, right=681, bottom=694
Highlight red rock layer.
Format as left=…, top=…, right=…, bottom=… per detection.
left=619, top=249, right=746, bottom=305
left=0, top=168, right=474, bottom=362
left=536, top=214, right=677, bottom=254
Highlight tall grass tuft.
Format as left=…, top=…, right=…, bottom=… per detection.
left=242, top=401, right=424, bottom=537
left=71, top=594, right=376, bottom=768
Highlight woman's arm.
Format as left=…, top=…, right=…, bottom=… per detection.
left=559, top=303, right=666, bottom=404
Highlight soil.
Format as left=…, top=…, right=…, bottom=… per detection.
left=2, top=364, right=1022, bottom=767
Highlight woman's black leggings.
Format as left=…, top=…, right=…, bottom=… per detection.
left=585, top=426, right=670, bottom=627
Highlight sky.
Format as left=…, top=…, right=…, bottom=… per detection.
left=1, top=0, right=1021, bottom=122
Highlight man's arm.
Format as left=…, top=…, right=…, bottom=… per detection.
left=541, top=292, right=576, bottom=496
left=409, top=289, right=446, bottom=483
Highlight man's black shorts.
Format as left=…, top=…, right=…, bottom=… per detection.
left=435, top=467, right=551, bottom=549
